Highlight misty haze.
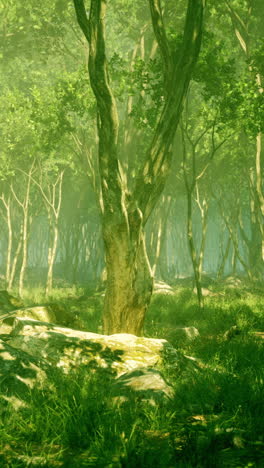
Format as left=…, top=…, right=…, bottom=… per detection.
left=0, top=0, right=263, bottom=466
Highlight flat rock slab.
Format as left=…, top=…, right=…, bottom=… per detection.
left=8, top=318, right=178, bottom=375
left=154, top=281, right=175, bottom=295
left=112, top=368, right=174, bottom=403
left=193, top=287, right=217, bottom=297
left=2, top=318, right=202, bottom=407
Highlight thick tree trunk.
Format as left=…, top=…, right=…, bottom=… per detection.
left=102, top=218, right=153, bottom=335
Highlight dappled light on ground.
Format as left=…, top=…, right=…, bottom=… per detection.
left=0, top=281, right=263, bottom=466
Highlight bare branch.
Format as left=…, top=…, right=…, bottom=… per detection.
left=10, top=184, right=24, bottom=210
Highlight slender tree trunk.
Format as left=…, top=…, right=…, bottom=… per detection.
left=46, top=175, right=64, bottom=295
left=196, top=190, right=209, bottom=280
left=0, top=195, right=13, bottom=289
left=8, top=224, right=23, bottom=290
left=18, top=176, right=32, bottom=297
left=27, top=169, right=64, bottom=296
left=5, top=200, right=12, bottom=287
left=186, top=191, right=204, bottom=308
left=18, top=205, right=29, bottom=296
left=71, top=228, right=81, bottom=284
left=156, top=196, right=172, bottom=280
left=46, top=220, right=59, bottom=295
left=217, top=236, right=231, bottom=279
left=255, top=131, right=264, bottom=264
left=152, top=218, right=162, bottom=279
left=222, top=210, right=252, bottom=279
left=231, top=245, right=237, bottom=276
left=150, top=195, right=172, bottom=279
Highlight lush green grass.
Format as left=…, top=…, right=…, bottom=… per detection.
left=1, top=283, right=263, bottom=467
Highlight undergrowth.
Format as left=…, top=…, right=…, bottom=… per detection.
left=0, top=283, right=263, bottom=467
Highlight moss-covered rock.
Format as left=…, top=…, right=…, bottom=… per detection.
left=2, top=318, right=201, bottom=406
left=8, top=318, right=174, bottom=373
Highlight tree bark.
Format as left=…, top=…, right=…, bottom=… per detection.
left=46, top=220, right=59, bottom=295
left=103, top=227, right=152, bottom=335
left=18, top=186, right=30, bottom=296
left=9, top=224, right=23, bottom=290
left=217, top=236, right=231, bottom=279
left=186, top=190, right=204, bottom=308
left=220, top=205, right=252, bottom=279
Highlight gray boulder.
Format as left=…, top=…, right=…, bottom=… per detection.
left=193, top=287, right=217, bottom=297
left=112, top=368, right=174, bottom=405
left=154, top=281, right=175, bottom=295
left=168, top=326, right=200, bottom=341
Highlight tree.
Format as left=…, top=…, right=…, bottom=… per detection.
left=73, top=0, right=205, bottom=335
left=224, top=0, right=264, bottom=276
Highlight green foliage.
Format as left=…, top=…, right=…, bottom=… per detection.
left=0, top=0, right=75, bottom=62
left=220, top=78, right=264, bottom=136
left=129, top=57, right=164, bottom=130
left=193, top=31, right=236, bottom=102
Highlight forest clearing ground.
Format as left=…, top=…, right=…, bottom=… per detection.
left=0, top=281, right=263, bottom=467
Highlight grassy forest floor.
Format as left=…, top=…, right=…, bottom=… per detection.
left=0, top=279, right=263, bottom=467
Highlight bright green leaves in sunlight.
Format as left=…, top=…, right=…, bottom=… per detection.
left=220, top=79, right=264, bottom=137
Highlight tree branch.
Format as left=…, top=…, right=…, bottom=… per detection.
left=148, top=0, right=172, bottom=86
left=73, top=0, right=90, bottom=43
left=134, top=0, right=205, bottom=223
left=73, top=0, right=123, bottom=216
